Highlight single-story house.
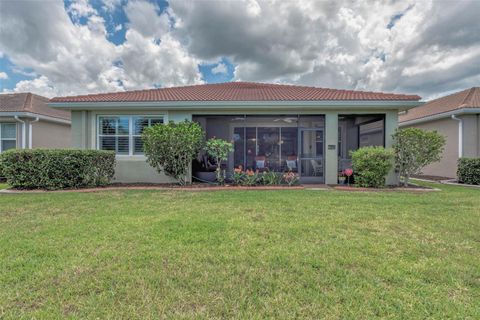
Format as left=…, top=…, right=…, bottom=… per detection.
left=400, top=87, right=480, bottom=178
left=50, top=82, right=421, bottom=184
left=0, top=93, right=71, bottom=153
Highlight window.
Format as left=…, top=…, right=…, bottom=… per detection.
left=0, top=123, right=17, bottom=153
left=98, top=116, right=164, bottom=155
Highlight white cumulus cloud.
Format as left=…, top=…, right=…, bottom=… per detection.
left=0, top=0, right=479, bottom=99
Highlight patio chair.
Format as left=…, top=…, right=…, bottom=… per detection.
left=310, top=159, right=323, bottom=176
left=255, top=156, right=266, bottom=169
left=286, top=155, right=297, bottom=171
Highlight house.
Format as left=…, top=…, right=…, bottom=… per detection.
left=0, top=93, right=71, bottom=152
left=49, top=82, right=421, bottom=184
left=400, top=87, right=480, bottom=178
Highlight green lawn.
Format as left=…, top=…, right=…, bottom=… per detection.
left=1, top=183, right=479, bottom=319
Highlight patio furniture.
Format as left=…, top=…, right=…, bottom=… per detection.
left=255, top=156, right=266, bottom=169
left=286, top=155, right=297, bottom=171
left=310, top=159, right=323, bottom=176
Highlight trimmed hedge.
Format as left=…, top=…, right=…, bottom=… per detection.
left=351, top=146, right=394, bottom=188
left=457, top=158, right=480, bottom=185
left=0, top=149, right=115, bottom=190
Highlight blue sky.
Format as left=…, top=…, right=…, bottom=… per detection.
left=1, top=0, right=479, bottom=99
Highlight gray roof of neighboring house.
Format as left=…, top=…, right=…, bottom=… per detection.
left=0, top=92, right=71, bottom=120
left=400, top=87, right=480, bottom=123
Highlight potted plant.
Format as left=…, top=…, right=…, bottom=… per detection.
left=338, top=172, right=346, bottom=184
left=344, top=168, right=353, bottom=186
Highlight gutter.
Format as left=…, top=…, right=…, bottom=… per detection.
left=451, top=114, right=463, bottom=158
left=13, top=116, right=26, bottom=149
left=28, top=117, right=40, bottom=149
left=0, top=112, right=70, bottom=125
left=48, top=100, right=423, bottom=110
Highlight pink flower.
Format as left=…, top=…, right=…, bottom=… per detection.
left=344, top=168, right=353, bottom=177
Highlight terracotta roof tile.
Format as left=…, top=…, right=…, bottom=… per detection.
left=0, top=93, right=71, bottom=120
left=50, top=82, right=421, bottom=103
left=400, top=87, right=480, bottom=123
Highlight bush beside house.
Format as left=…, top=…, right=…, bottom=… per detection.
left=143, top=120, right=205, bottom=185
left=0, top=149, right=115, bottom=190
left=457, top=158, right=480, bottom=185
left=392, top=128, right=445, bottom=186
left=350, top=146, right=394, bottom=188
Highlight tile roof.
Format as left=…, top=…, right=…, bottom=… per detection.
left=0, top=92, right=70, bottom=120
left=50, top=82, right=421, bottom=103
left=400, top=87, right=480, bottom=123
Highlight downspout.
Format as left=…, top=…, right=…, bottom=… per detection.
left=29, top=117, right=40, bottom=149
left=14, top=116, right=26, bottom=149
left=451, top=114, right=463, bottom=158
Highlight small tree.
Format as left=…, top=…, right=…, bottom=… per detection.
left=204, top=138, right=233, bottom=184
left=392, top=128, right=445, bottom=187
left=143, top=120, right=205, bottom=185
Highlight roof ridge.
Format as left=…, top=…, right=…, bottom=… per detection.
left=24, top=92, right=33, bottom=112
left=460, top=87, right=478, bottom=107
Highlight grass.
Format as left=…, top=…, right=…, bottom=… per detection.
left=0, top=183, right=479, bottom=319
left=0, top=183, right=8, bottom=190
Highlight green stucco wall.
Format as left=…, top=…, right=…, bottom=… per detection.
left=71, top=107, right=403, bottom=184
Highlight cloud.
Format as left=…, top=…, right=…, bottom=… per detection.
left=0, top=0, right=202, bottom=96
left=169, top=0, right=480, bottom=99
left=124, top=0, right=170, bottom=39
left=1, top=0, right=479, bottom=99
left=7, top=75, right=58, bottom=97
left=0, top=72, right=8, bottom=79
left=211, top=62, right=228, bottom=75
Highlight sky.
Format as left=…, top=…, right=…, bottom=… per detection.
left=0, top=0, right=479, bottom=100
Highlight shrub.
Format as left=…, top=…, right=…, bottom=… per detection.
left=350, top=146, right=394, bottom=188
left=457, top=158, right=480, bottom=185
left=143, top=120, right=205, bottom=185
left=392, top=128, right=445, bottom=186
left=242, top=169, right=260, bottom=186
left=0, top=149, right=115, bottom=190
left=282, top=171, right=299, bottom=186
left=261, top=170, right=282, bottom=185
left=204, top=138, right=234, bottom=184
left=231, top=168, right=245, bottom=185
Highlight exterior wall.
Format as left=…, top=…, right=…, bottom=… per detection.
left=403, top=117, right=459, bottom=178
left=31, top=120, right=71, bottom=149
left=461, top=114, right=480, bottom=158
left=71, top=107, right=403, bottom=184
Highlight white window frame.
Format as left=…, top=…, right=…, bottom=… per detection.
left=0, top=122, right=17, bottom=153
left=97, top=115, right=164, bottom=156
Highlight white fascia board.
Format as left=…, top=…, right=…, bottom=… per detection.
left=49, top=100, right=423, bottom=111
left=0, top=112, right=71, bottom=124
left=399, top=108, right=480, bottom=126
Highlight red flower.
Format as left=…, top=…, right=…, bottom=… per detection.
left=344, top=168, right=353, bottom=177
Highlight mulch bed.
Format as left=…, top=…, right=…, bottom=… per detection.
left=1, top=182, right=439, bottom=193
left=0, top=183, right=306, bottom=193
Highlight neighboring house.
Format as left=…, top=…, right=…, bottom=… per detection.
left=400, top=87, right=480, bottom=178
left=49, top=82, right=421, bottom=184
left=0, top=93, right=71, bottom=153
